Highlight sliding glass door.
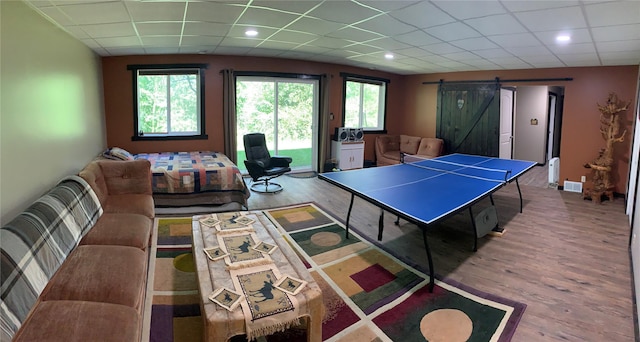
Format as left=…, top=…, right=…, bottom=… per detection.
left=235, top=76, right=318, bottom=173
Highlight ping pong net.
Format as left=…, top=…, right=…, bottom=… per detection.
left=401, top=153, right=512, bottom=183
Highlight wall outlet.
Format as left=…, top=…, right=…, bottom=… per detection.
left=581, top=175, right=586, bottom=182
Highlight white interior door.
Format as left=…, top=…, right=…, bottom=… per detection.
left=499, top=88, right=514, bottom=159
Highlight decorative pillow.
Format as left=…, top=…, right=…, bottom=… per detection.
left=102, top=147, right=134, bottom=161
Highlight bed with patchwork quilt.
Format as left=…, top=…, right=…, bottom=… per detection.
left=140, top=151, right=249, bottom=207
left=103, top=149, right=249, bottom=208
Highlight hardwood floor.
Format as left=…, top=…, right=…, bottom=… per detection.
left=244, top=167, right=635, bottom=341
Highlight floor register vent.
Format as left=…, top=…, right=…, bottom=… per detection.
left=563, top=180, right=583, bottom=193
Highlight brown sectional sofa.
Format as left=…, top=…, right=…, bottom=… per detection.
left=375, top=134, right=444, bottom=166
left=1, top=159, right=154, bottom=342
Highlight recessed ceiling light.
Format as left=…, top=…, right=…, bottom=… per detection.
left=245, top=29, right=258, bottom=37
left=385, top=53, right=394, bottom=60
left=556, top=35, right=571, bottom=43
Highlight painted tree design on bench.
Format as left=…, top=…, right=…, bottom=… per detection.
left=583, top=92, right=629, bottom=203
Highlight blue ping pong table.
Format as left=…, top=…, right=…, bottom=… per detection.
left=318, top=153, right=537, bottom=292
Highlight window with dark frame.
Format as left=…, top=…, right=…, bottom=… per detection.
left=127, top=64, right=208, bottom=141
left=340, top=72, right=389, bottom=132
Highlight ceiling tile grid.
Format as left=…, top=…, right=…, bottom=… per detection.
left=22, top=0, right=640, bottom=75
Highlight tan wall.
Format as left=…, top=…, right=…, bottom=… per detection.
left=0, top=1, right=106, bottom=225
left=404, top=66, right=639, bottom=194
left=101, top=55, right=405, bottom=162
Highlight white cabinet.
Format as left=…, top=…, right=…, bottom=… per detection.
left=332, top=141, right=365, bottom=170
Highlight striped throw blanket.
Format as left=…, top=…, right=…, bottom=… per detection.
left=0, top=176, right=102, bottom=340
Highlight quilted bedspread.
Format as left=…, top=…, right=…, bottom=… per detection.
left=135, top=151, right=248, bottom=196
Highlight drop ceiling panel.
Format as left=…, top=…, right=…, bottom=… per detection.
left=365, top=37, right=412, bottom=51
left=251, top=1, right=322, bottom=14
left=56, top=2, right=130, bottom=25
left=125, top=2, right=186, bottom=22
left=489, top=33, right=542, bottom=48
left=269, top=30, right=319, bottom=44
left=141, top=36, right=181, bottom=47
left=514, top=6, right=587, bottom=32
left=285, top=17, right=347, bottom=36
left=21, top=0, right=640, bottom=75
left=592, top=24, right=640, bottom=41
left=104, top=47, right=146, bottom=56
left=422, top=42, right=464, bottom=55
left=464, top=14, right=528, bottom=36
left=474, top=48, right=514, bottom=59
left=184, top=2, right=244, bottom=23
left=501, top=1, right=580, bottom=13
left=180, top=36, right=224, bottom=47
left=597, top=40, right=640, bottom=52
left=450, top=37, right=499, bottom=51
left=136, top=23, right=183, bottom=36
left=432, top=0, right=506, bottom=19
left=393, top=30, right=442, bottom=46
left=95, top=36, right=141, bottom=48
left=585, top=1, right=640, bottom=26
left=325, top=27, right=384, bottom=42
left=534, top=28, right=593, bottom=45
left=425, top=22, right=482, bottom=42
left=548, top=42, right=597, bottom=55
left=389, top=1, right=456, bottom=29
left=237, top=7, right=300, bottom=27
left=307, top=1, right=381, bottom=24
left=80, top=22, right=137, bottom=38
left=182, top=22, right=231, bottom=36
left=355, top=15, right=416, bottom=36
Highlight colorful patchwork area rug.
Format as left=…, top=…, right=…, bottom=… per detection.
left=142, top=203, right=525, bottom=342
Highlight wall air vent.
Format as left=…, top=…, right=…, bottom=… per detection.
left=563, top=180, right=583, bottom=193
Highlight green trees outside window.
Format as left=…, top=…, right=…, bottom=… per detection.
left=341, top=73, right=388, bottom=132
left=137, top=72, right=199, bottom=135
left=235, top=76, right=318, bottom=171
left=128, top=63, right=207, bottom=140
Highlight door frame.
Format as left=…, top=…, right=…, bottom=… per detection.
left=499, top=87, right=515, bottom=159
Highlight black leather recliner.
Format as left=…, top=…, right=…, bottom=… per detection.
left=243, top=133, right=292, bottom=193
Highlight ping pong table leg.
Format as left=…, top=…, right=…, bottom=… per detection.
left=516, top=179, right=523, bottom=213
left=345, top=194, right=355, bottom=239
left=378, top=209, right=384, bottom=241
left=421, top=227, right=435, bottom=292
left=469, top=207, right=478, bottom=252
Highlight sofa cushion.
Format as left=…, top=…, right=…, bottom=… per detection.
left=79, top=161, right=109, bottom=206
left=381, top=151, right=401, bottom=162
left=376, top=135, right=399, bottom=153
left=13, top=301, right=139, bottom=342
left=0, top=176, right=102, bottom=339
left=107, top=194, right=155, bottom=219
left=79, top=159, right=153, bottom=212
left=80, top=213, right=152, bottom=250
left=416, top=138, right=444, bottom=158
left=41, top=245, right=146, bottom=310
left=399, top=135, right=421, bottom=154
left=99, top=159, right=152, bottom=196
